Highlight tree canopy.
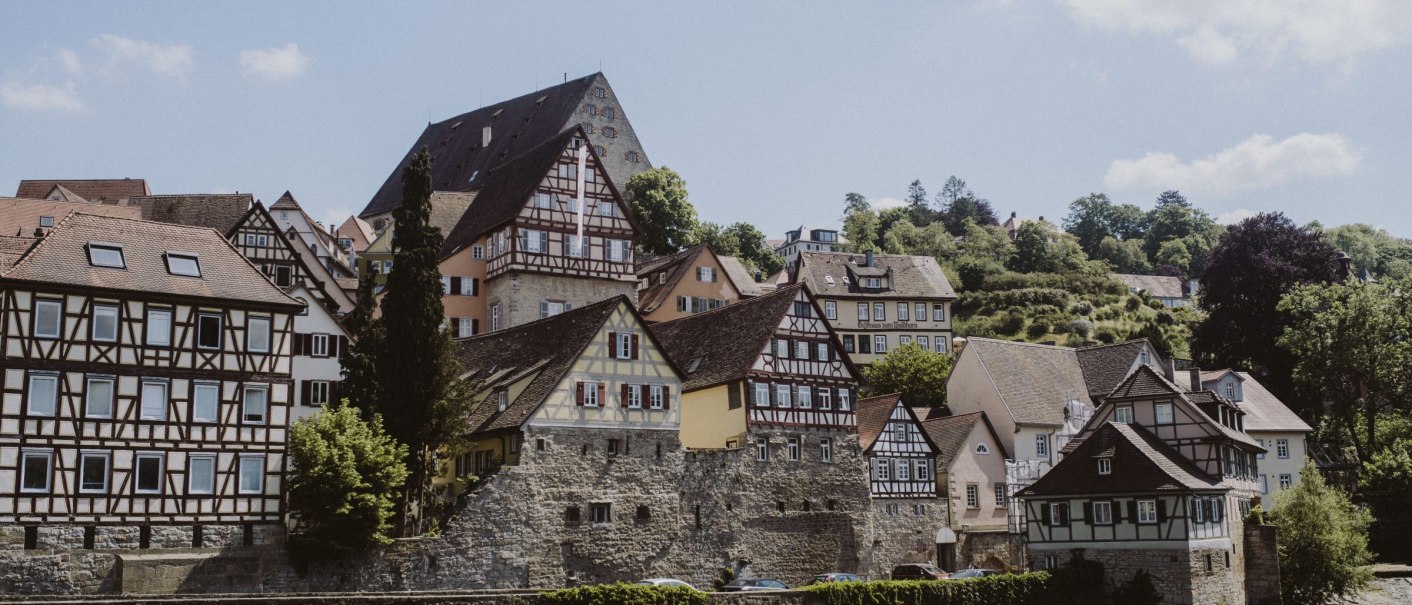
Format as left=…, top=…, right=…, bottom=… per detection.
left=861, top=343, right=954, bottom=410
left=1272, top=461, right=1373, bottom=605
left=624, top=167, right=698, bottom=257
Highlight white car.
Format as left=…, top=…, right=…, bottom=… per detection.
left=638, top=578, right=697, bottom=590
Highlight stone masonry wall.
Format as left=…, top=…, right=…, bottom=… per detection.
left=485, top=273, right=636, bottom=330
left=1034, top=543, right=1241, bottom=605
left=863, top=498, right=941, bottom=579
left=955, top=530, right=1013, bottom=572
left=1243, top=525, right=1281, bottom=605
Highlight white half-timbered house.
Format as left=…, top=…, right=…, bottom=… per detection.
left=0, top=213, right=302, bottom=549
left=227, top=201, right=355, bottom=315
left=285, top=284, right=350, bottom=424
left=857, top=394, right=938, bottom=498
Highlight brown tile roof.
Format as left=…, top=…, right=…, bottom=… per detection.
left=46, top=185, right=88, bottom=203
left=1103, top=365, right=1262, bottom=450
left=337, top=216, right=376, bottom=251
left=362, top=75, right=599, bottom=218
left=635, top=245, right=712, bottom=314
left=0, top=235, right=38, bottom=271
left=856, top=393, right=903, bottom=451
left=921, top=411, right=1007, bottom=468
left=16, top=179, right=150, bottom=203
left=1075, top=340, right=1161, bottom=400
left=1020, top=422, right=1223, bottom=498
left=1233, top=372, right=1312, bottom=433
left=0, top=197, right=142, bottom=238
left=718, top=255, right=763, bottom=297
left=128, top=194, right=253, bottom=233
left=795, top=251, right=957, bottom=299
left=962, top=338, right=1093, bottom=426
left=650, top=284, right=803, bottom=391
left=1, top=213, right=301, bottom=309
left=1113, top=273, right=1185, bottom=300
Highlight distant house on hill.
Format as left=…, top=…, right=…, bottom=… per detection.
left=1113, top=273, right=1189, bottom=307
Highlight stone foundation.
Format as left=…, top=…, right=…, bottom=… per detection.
left=1031, top=542, right=1242, bottom=605
left=1243, top=525, right=1281, bottom=605
left=863, top=498, right=942, bottom=579
left=955, top=530, right=1014, bottom=571
left=485, top=272, right=636, bottom=330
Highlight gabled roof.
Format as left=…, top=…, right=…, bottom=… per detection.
left=0, top=196, right=142, bottom=237
left=635, top=245, right=706, bottom=314
left=128, top=194, right=253, bottom=233
left=857, top=393, right=938, bottom=453
left=0, top=235, right=38, bottom=271
left=1020, top=422, right=1223, bottom=497
left=1113, top=273, right=1185, bottom=299
left=921, top=411, right=1009, bottom=468
left=795, top=251, right=956, bottom=299
left=16, top=179, right=150, bottom=203
left=1076, top=339, right=1161, bottom=400
left=718, top=255, right=763, bottom=297
left=227, top=201, right=356, bottom=315
left=652, top=284, right=814, bottom=391
left=1233, top=372, right=1312, bottom=433
left=1102, top=365, right=1262, bottom=449
left=960, top=338, right=1093, bottom=426
left=337, top=216, right=376, bottom=251
left=362, top=74, right=600, bottom=218
left=45, top=185, right=88, bottom=204
left=1, top=212, right=301, bottom=309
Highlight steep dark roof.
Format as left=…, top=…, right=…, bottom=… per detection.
left=16, top=179, right=150, bottom=203
left=1020, top=422, right=1223, bottom=497
left=651, top=284, right=803, bottom=391
left=856, top=393, right=903, bottom=451
left=1076, top=340, right=1159, bottom=400
left=1, top=213, right=301, bottom=308
left=961, top=338, right=1093, bottom=425
left=128, top=194, right=253, bottom=233
left=795, top=251, right=957, bottom=299
left=361, top=75, right=599, bottom=218
left=921, top=411, right=1007, bottom=468
left=1102, top=365, right=1262, bottom=450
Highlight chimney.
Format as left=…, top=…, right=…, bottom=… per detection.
left=865, top=250, right=874, bottom=268
left=482, top=125, right=493, bottom=147
left=1165, top=356, right=1176, bottom=382
left=1189, top=367, right=1202, bottom=391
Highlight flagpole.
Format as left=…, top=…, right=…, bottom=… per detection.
left=575, top=144, right=587, bottom=256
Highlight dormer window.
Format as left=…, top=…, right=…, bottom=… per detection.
left=165, top=253, right=201, bottom=277
left=39, top=216, right=54, bottom=228
left=496, top=389, right=509, bottom=412
left=87, top=243, right=125, bottom=269
left=864, top=277, right=881, bottom=289
left=1098, top=458, right=1112, bottom=475
left=1140, top=349, right=1151, bottom=365
left=1224, top=383, right=1235, bottom=400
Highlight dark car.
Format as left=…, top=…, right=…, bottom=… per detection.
left=806, top=573, right=862, bottom=585
left=890, top=564, right=950, bottom=580
left=948, top=568, right=1002, bottom=579
left=720, top=578, right=790, bottom=591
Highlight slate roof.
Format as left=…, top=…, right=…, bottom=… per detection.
left=1076, top=340, right=1160, bottom=400
left=16, top=179, right=150, bottom=203
left=856, top=393, right=903, bottom=451
left=1113, top=273, right=1185, bottom=299
left=1233, top=372, right=1312, bottom=433
left=635, top=245, right=708, bottom=314
left=0, top=197, right=142, bottom=237
left=1104, top=365, right=1262, bottom=449
left=128, top=194, right=253, bottom=233
left=1020, top=422, right=1223, bottom=498
left=718, top=255, right=763, bottom=297
left=961, top=338, right=1093, bottom=425
left=920, top=411, right=1007, bottom=468
left=795, top=251, right=957, bottom=299
left=651, top=284, right=804, bottom=391
left=362, top=75, right=599, bottom=218
left=0, top=236, right=38, bottom=271
left=1, top=213, right=301, bottom=308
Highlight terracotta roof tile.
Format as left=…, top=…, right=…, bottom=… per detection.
left=920, top=411, right=989, bottom=467
left=856, top=393, right=903, bottom=450
left=128, top=194, right=253, bottom=233
left=1076, top=340, right=1162, bottom=400
left=16, top=179, right=150, bottom=203
left=0, top=197, right=142, bottom=238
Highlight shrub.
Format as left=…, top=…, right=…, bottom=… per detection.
left=995, top=311, right=1026, bottom=336
left=1125, top=296, right=1142, bottom=311
left=804, top=572, right=1051, bottom=605
left=1049, top=556, right=1105, bottom=605
left=1066, top=319, right=1093, bottom=338
left=961, top=288, right=1071, bottom=314
left=1156, top=309, right=1175, bottom=325
left=1026, top=321, right=1050, bottom=339
left=957, top=258, right=1001, bottom=292
left=955, top=316, right=995, bottom=338
left=1146, top=299, right=1164, bottom=310
left=1092, top=306, right=1122, bottom=321
left=1112, top=569, right=1163, bottom=605
left=541, top=583, right=708, bottom=605
left=980, top=272, right=1127, bottom=297
left=1028, top=304, right=1061, bottom=317
left=1094, top=326, right=1119, bottom=344
left=1070, top=301, right=1093, bottom=316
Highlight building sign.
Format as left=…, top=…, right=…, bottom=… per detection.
left=856, top=323, right=920, bottom=330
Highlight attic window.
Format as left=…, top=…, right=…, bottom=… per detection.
left=491, top=109, right=503, bottom=120
left=825, top=275, right=835, bottom=286
left=534, top=95, right=547, bottom=106
left=39, top=216, right=54, bottom=228
left=450, top=121, right=462, bottom=129
left=975, top=443, right=990, bottom=455
left=688, top=356, right=704, bottom=373
left=468, top=170, right=480, bottom=183
left=87, top=243, right=126, bottom=269
left=1098, top=458, right=1112, bottom=475
left=165, top=253, right=201, bottom=277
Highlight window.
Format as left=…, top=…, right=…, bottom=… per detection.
left=595, top=200, right=617, bottom=217
left=838, top=388, right=851, bottom=410
left=247, top=317, right=271, bottom=353
left=795, top=385, right=811, bottom=409
left=795, top=340, right=809, bottom=359
left=305, top=333, right=328, bottom=357
left=87, top=244, right=125, bottom=268
left=976, top=443, right=990, bottom=454
left=1114, top=405, right=1134, bottom=424
left=1098, top=458, right=1112, bottom=475
left=472, top=245, right=484, bottom=260
left=607, top=439, right=620, bottom=456
left=491, top=304, right=502, bottom=331
left=140, top=381, right=168, bottom=420
left=602, top=126, right=617, bottom=138
left=995, top=483, right=1007, bottom=507
left=192, top=383, right=219, bottom=422
left=843, top=335, right=855, bottom=353
left=787, top=437, right=800, bottom=461
left=39, top=215, right=54, bottom=227
left=607, top=239, right=631, bottom=263
left=496, top=389, right=509, bottom=412
left=616, top=332, right=633, bottom=359
left=825, top=301, right=836, bottom=320
left=916, top=459, right=932, bottom=481
left=875, top=458, right=891, bottom=481
left=146, top=308, right=172, bottom=346
left=917, top=336, right=929, bottom=351
left=20, top=450, right=53, bottom=493
left=1224, top=383, right=1235, bottom=399
left=932, top=304, right=945, bottom=321
left=1049, top=502, right=1070, bottom=525
left=242, top=385, right=268, bottom=424
left=532, top=192, right=554, bottom=209
left=915, top=303, right=927, bottom=322
left=166, top=253, right=201, bottom=277
left=79, top=452, right=110, bottom=493
left=754, top=382, right=769, bottom=407
left=697, top=266, right=716, bottom=282
left=1260, top=474, right=1268, bottom=494
left=899, top=335, right=911, bottom=346
left=935, top=338, right=947, bottom=354
left=865, top=277, right=882, bottom=289
left=85, top=377, right=114, bottom=418
left=1092, top=501, right=1113, bottom=525
left=872, top=302, right=885, bottom=321
left=897, top=458, right=911, bottom=480
left=650, top=385, right=665, bottom=409
left=557, top=163, right=578, bottom=180
left=874, top=335, right=887, bottom=353
left=188, top=455, right=216, bottom=494
left=966, top=484, right=979, bottom=509
left=857, top=303, right=868, bottom=321
left=817, top=343, right=829, bottom=361
left=1193, top=498, right=1206, bottom=522
left=1155, top=402, right=1174, bottom=424
left=309, top=381, right=329, bottom=406
left=1279, top=474, right=1292, bottom=490
left=776, top=384, right=791, bottom=408
left=238, top=456, right=265, bottom=494
left=540, top=300, right=572, bottom=318
left=34, top=299, right=62, bottom=339
left=197, top=313, right=222, bottom=349
left=756, top=438, right=769, bottom=461
left=627, top=151, right=640, bottom=163
left=897, top=303, right=909, bottom=321
left=1035, top=434, right=1049, bottom=458
left=566, top=235, right=583, bottom=258
left=582, top=381, right=599, bottom=407
left=27, top=373, right=58, bottom=416
left=521, top=229, right=546, bottom=254
left=1276, top=439, right=1289, bottom=459
left=820, top=438, right=832, bottom=463
left=1137, top=499, right=1158, bottom=524
left=590, top=502, right=612, bottom=524
left=89, top=304, right=120, bottom=342
left=134, top=453, right=163, bottom=494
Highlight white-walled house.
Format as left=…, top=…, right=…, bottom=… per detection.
left=285, top=284, right=351, bottom=424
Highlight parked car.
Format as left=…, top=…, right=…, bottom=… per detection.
left=948, top=568, right=1002, bottom=580
left=806, top=572, right=862, bottom=584
left=720, top=578, right=790, bottom=591
left=890, top=564, right=950, bottom=580
left=638, top=578, right=697, bottom=590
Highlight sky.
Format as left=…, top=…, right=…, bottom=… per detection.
left=2, top=1, right=1410, bottom=239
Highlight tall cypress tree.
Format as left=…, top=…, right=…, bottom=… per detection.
left=340, top=271, right=384, bottom=416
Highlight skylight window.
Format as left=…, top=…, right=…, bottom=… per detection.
left=165, top=253, right=201, bottom=277
left=39, top=216, right=54, bottom=228
left=88, top=243, right=126, bottom=269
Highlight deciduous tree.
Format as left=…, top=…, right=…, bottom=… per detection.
left=1272, top=462, right=1373, bottom=605
left=288, top=401, right=408, bottom=554
left=862, top=343, right=953, bottom=410
left=624, top=167, right=699, bottom=257
left=1360, top=440, right=1412, bottom=562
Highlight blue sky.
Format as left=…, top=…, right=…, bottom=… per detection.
left=2, top=1, right=1410, bottom=238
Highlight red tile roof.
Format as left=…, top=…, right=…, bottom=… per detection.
left=16, top=179, right=150, bottom=203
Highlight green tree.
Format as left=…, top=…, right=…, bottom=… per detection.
left=957, top=220, right=1015, bottom=266
left=905, top=179, right=932, bottom=226
left=936, top=176, right=998, bottom=236
left=288, top=400, right=409, bottom=554
left=340, top=272, right=384, bottom=414
left=624, top=167, right=699, bottom=257
left=688, top=221, right=741, bottom=258
left=842, top=192, right=870, bottom=216
left=1155, top=239, right=1192, bottom=275
left=1063, top=193, right=1118, bottom=256
left=862, top=343, right=953, bottom=410
left=723, top=221, right=783, bottom=277
left=1361, top=440, right=1412, bottom=562
left=1272, top=461, right=1373, bottom=605
left=843, top=207, right=881, bottom=253
left=1095, top=236, right=1152, bottom=273
left=371, top=149, right=477, bottom=534
left=882, top=221, right=957, bottom=261
left=1008, top=221, right=1051, bottom=273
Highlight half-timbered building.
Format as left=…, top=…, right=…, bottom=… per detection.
left=268, top=192, right=356, bottom=279
left=0, top=212, right=302, bottom=549
left=285, top=284, right=350, bottom=424
left=226, top=201, right=355, bottom=315
left=634, top=244, right=745, bottom=323
left=858, top=394, right=938, bottom=499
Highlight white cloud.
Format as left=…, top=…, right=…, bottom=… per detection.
left=871, top=196, right=908, bottom=210
left=0, top=81, right=84, bottom=113
left=240, top=43, right=311, bottom=81
left=90, top=34, right=194, bottom=78
left=56, top=48, right=84, bottom=76
left=1216, top=209, right=1257, bottom=225
left=1060, top=0, right=1412, bottom=67
left=1103, top=133, right=1362, bottom=196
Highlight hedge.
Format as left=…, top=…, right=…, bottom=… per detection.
left=540, top=582, right=708, bottom=605
left=802, top=572, right=1051, bottom=605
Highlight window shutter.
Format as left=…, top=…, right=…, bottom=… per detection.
left=451, top=277, right=461, bottom=295
left=621, top=384, right=630, bottom=407
left=335, top=336, right=345, bottom=358
left=598, top=383, right=606, bottom=405
left=471, top=319, right=480, bottom=335
left=607, top=332, right=617, bottom=357
left=1041, top=503, right=1051, bottom=525
left=630, top=334, right=639, bottom=359
left=299, top=380, right=310, bottom=406
left=472, top=278, right=480, bottom=296
left=1211, top=499, right=1222, bottom=522
left=576, top=382, right=585, bottom=406
left=1083, top=501, right=1093, bottom=522
left=770, top=385, right=778, bottom=406
left=539, top=231, right=548, bottom=254
left=292, top=333, right=304, bottom=355
left=1157, top=500, right=1167, bottom=523
left=662, top=385, right=671, bottom=410
left=1113, top=501, right=1124, bottom=523
left=305, top=334, right=315, bottom=356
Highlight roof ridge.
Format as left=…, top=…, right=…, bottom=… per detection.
left=431, top=74, right=597, bottom=128
left=969, top=336, right=1078, bottom=351
left=1077, top=339, right=1147, bottom=352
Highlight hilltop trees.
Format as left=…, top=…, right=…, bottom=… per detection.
left=625, top=167, right=699, bottom=257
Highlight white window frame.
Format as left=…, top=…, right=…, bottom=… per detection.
left=1276, top=439, right=1289, bottom=459
left=27, top=373, right=59, bottom=416
left=309, top=380, right=329, bottom=406
left=915, top=302, right=927, bottom=322
left=626, top=384, right=643, bottom=409
left=776, top=384, right=791, bottom=408
left=19, top=449, right=53, bottom=493
left=825, top=301, right=836, bottom=320
left=787, top=437, right=800, bottom=461
left=874, top=335, right=887, bottom=353
left=1155, top=402, right=1174, bottom=424
left=1115, top=405, right=1134, bottom=424
left=875, top=458, right=891, bottom=481
left=590, top=502, right=612, bottom=525
left=1098, top=458, right=1112, bottom=475
left=196, top=313, right=223, bottom=350
left=166, top=253, right=201, bottom=277
left=795, top=340, right=808, bottom=359
left=857, top=303, right=868, bottom=321
left=754, top=382, right=770, bottom=407
left=838, top=388, right=851, bottom=411
left=88, top=243, right=126, bottom=268
left=1137, top=499, right=1158, bottom=524
left=1093, top=500, right=1113, bottom=525
left=1279, top=474, right=1292, bottom=490
left=91, top=304, right=119, bottom=342
left=994, top=483, right=1006, bottom=507
left=192, top=382, right=220, bottom=423
left=246, top=316, right=271, bottom=353
left=34, top=299, right=62, bottom=339
left=897, top=302, right=909, bottom=322
left=85, top=376, right=115, bottom=418
left=311, top=333, right=329, bottom=357
left=237, top=455, right=265, bottom=494
left=966, top=484, right=979, bottom=509
left=649, top=385, right=664, bottom=410
left=522, top=229, right=545, bottom=254
left=78, top=451, right=110, bottom=494
left=1035, top=434, right=1049, bottom=458
left=916, top=459, right=931, bottom=481
left=187, top=455, right=216, bottom=495
left=583, top=381, right=600, bottom=407
left=897, top=457, right=911, bottom=480
left=932, top=304, right=945, bottom=321
left=797, top=386, right=811, bottom=409
left=756, top=438, right=768, bottom=461
left=616, top=332, right=633, bottom=359
left=134, top=452, right=164, bottom=495
left=140, top=380, right=168, bottom=421
left=146, top=308, right=172, bottom=346
left=1050, top=502, right=1069, bottom=525
left=820, top=438, right=833, bottom=463
left=872, top=302, right=885, bottom=321
left=775, top=339, right=789, bottom=358
left=893, top=423, right=907, bottom=442
left=242, top=385, right=269, bottom=425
